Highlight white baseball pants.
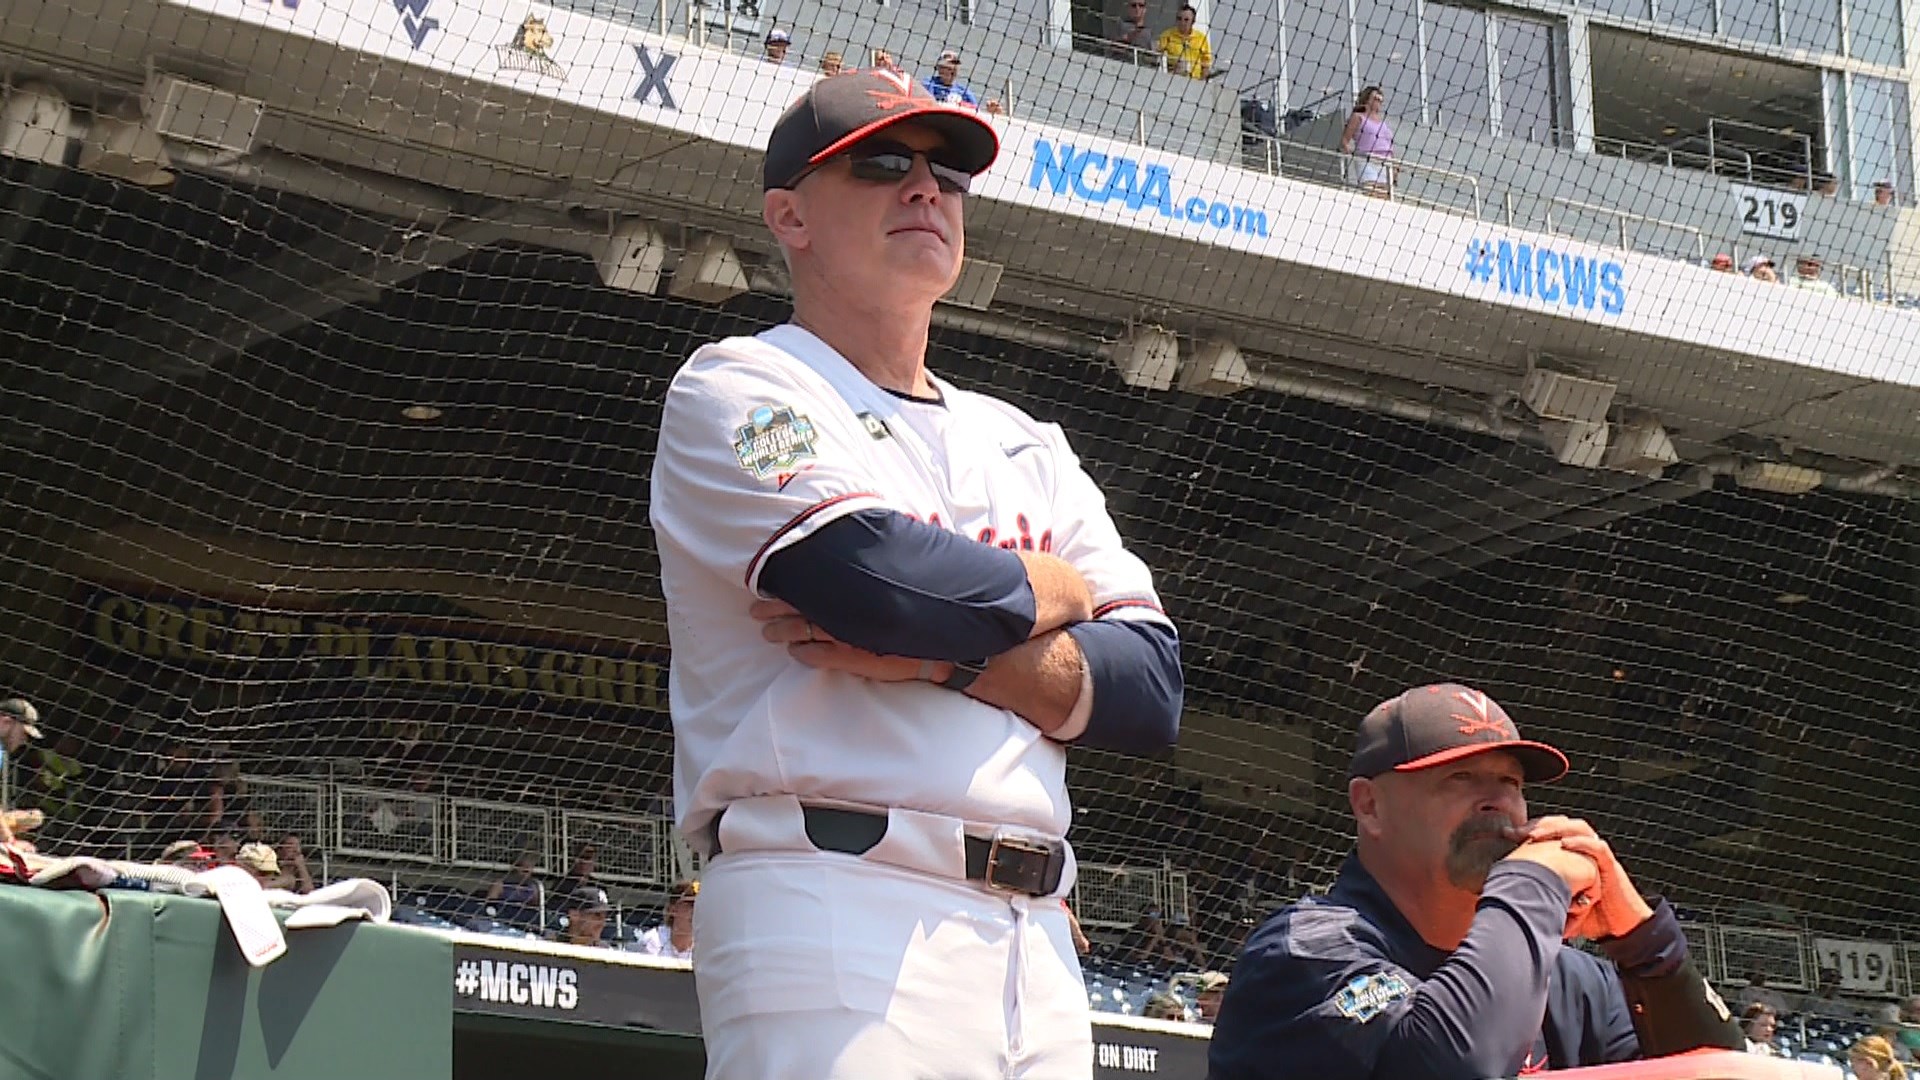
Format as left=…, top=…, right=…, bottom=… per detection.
left=694, top=850, right=1093, bottom=1079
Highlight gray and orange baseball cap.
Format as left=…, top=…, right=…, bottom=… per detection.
left=1350, top=683, right=1568, bottom=783
left=763, top=69, right=999, bottom=191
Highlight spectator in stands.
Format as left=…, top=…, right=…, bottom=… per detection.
left=1874, top=180, right=1897, bottom=206
left=763, top=28, right=790, bottom=65
left=819, top=51, right=844, bottom=76
left=486, top=850, right=543, bottom=922
left=1853, top=1035, right=1908, bottom=1080
left=1156, top=5, right=1212, bottom=79
left=158, top=839, right=215, bottom=870
left=1789, top=253, right=1838, bottom=296
left=551, top=843, right=602, bottom=907
left=1744, top=255, right=1780, bottom=283
left=637, top=878, right=697, bottom=960
left=1742, top=1003, right=1778, bottom=1055
left=1143, top=991, right=1188, bottom=1021
left=1710, top=253, right=1736, bottom=273
left=1196, top=972, right=1230, bottom=1022
left=1340, top=86, right=1394, bottom=199
left=561, top=885, right=612, bottom=948
left=1119, top=909, right=1169, bottom=965
left=1813, top=171, right=1839, bottom=197
left=871, top=49, right=905, bottom=77
left=1736, top=969, right=1789, bottom=1013
left=922, top=50, right=1003, bottom=115
left=1799, top=967, right=1855, bottom=1018
left=236, top=842, right=280, bottom=887
left=210, top=829, right=241, bottom=866
left=1896, top=997, right=1920, bottom=1058
left=277, top=833, right=315, bottom=894
left=1114, top=0, right=1153, bottom=55
left=1161, top=916, right=1207, bottom=969
left=1063, top=899, right=1092, bottom=956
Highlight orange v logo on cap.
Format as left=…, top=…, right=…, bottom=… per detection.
left=1451, top=689, right=1510, bottom=738
left=866, top=69, right=919, bottom=110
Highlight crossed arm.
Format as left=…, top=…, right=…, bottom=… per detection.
left=756, top=509, right=1181, bottom=750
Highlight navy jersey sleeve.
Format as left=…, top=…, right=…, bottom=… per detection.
left=1209, top=861, right=1574, bottom=1080
left=1546, top=949, right=1642, bottom=1067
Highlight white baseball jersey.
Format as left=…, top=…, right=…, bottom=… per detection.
left=651, top=323, right=1170, bottom=853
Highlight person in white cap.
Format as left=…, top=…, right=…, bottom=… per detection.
left=1743, top=254, right=1779, bottom=283
left=923, top=49, right=1003, bottom=114
left=764, top=28, right=791, bottom=64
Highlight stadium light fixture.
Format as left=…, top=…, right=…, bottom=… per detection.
left=1774, top=592, right=1811, bottom=605
left=1104, top=325, right=1179, bottom=392
left=1602, top=412, right=1679, bottom=476
left=76, top=100, right=174, bottom=187
left=594, top=219, right=668, bottom=295
left=142, top=73, right=264, bottom=157
left=1177, top=336, right=1249, bottom=397
left=1539, top=419, right=1609, bottom=469
left=401, top=405, right=443, bottom=421
left=667, top=233, right=749, bottom=305
left=1519, top=368, right=1615, bottom=425
left=0, top=82, right=77, bottom=167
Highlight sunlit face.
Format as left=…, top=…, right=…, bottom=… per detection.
left=1751, top=262, right=1778, bottom=282
left=1746, top=1012, right=1776, bottom=1041
left=821, top=54, right=843, bottom=75
left=1355, top=751, right=1527, bottom=892
left=766, top=39, right=789, bottom=60
left=936, top=58, right=960, bottom=82
left=768, top=123, right=967, bottom=306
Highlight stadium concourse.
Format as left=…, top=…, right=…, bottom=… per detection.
left=1, top=0, right=1919, bottom=1075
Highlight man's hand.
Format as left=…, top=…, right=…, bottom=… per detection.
left=753, top=599, right=945, bottom=683
left=1509, top=816, right=1656, bottom=941
left=1502, top=838, right=1601, bottom=939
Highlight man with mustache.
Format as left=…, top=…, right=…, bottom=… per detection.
left=1209, top=684, right=1742, bottom=1079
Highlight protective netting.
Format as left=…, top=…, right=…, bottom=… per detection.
left=0, top=0, right=1917, bottom=1048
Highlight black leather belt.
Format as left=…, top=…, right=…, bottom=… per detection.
left=711, top=805, right=1066, bottom=897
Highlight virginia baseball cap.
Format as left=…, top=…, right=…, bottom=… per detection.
left=1350, top=683, right=1568, bottom=783
left=0, top=698, right=42, bottom=739
left=763, top=69, right=999, bottom=190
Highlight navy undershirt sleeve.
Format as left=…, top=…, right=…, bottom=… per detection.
left=759, top=509, right=1038, bottom=661
left=1371, top=861, right=1572, bottom=1079
left=1061, top=620, right=1182, bottom=752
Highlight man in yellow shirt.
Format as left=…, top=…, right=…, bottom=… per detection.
left=1156, top=4, right=1212, bottom=79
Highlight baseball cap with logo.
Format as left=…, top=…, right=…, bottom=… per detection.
left=1350, top=683, right=1568, bottom=783
left=763, top=69, right=999, bottom=191
left=0, top=698, right=42, bottom=740
left=571, top=885, right=612, bottom=914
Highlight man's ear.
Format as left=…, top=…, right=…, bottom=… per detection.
left=764, top=189, right=809, bottom=253
left=1350, top=777, right=1383, bottom=840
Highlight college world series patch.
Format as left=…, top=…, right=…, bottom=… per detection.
left=733, top=404, right=818, bottom=479
left=1333, top=972, right=1412, bottom=1022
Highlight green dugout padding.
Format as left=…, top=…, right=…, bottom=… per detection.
left=0, top=886, right=452, bottom=1080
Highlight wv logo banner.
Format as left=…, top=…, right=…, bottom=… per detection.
left=393, top=0, right=439, bottom=49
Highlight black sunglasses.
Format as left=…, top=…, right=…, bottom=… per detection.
left=794, top=141, right=972, bottom=195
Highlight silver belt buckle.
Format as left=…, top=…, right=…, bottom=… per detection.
left=984, top=829, right=1054, bottom=895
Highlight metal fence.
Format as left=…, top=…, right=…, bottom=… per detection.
left=449, top=798, right=552, bottom=871
left=335, top=784, right=440, bottom=863
left=562, top=810, right=673, bottom=886
left=241, top=776, right=327, bottom=848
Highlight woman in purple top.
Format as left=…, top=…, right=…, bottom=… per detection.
left=1340, top=85, right=1394, bottom=198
